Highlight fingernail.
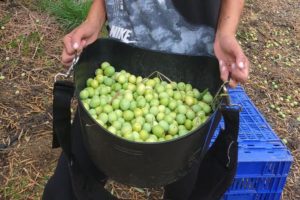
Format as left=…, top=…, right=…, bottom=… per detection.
left=231, top=63, right=236, bottom=69
left=221, top=65, right=226, bottom=72
left=219, top=60, right=223, bottom=66
left=238, top=62, right=244, bottom=69
left=73, top=42, right=79, bottom=49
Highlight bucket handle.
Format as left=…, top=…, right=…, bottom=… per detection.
left=54, top=52, right=80, bottom=82
left=212, top=73, right=242, bottom=112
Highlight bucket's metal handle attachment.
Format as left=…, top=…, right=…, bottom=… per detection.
left=224, top=73, right=232, bottom=105
left=54, top=52, right=80, bottom=82
left=222, top=84, right=231, bottom=106
left=211, top=73, right=242, bottom=111
left=211, top=81, right=230, bottom=110
left=143, top=71, right=240, bottom=110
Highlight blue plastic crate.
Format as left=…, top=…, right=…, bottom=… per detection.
left=221, top=147, right=292, bottom=199
left=218, top=145, right=292, bottom=198
left=212, top=86, right=281, bottom=143
left=235, top=148, right=292, bottom=177
left=222, top=192, right=282, bottom=200
left=238, top=141, right=286, bottom=150
left=227, top=148, right=292, bottom=193
left=209, top=86, right=293, bottom=199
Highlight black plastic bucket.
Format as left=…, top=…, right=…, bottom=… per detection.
left=73, top=38, right=224, bottom=187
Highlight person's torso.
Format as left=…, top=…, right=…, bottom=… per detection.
left=105, top=0, right=216, bottom=56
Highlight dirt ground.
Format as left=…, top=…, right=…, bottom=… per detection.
left=0, top=0, right=299, bottom=199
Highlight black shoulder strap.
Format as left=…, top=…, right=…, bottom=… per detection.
left=52, top=80, right=74, bottom=159
left=189, top=106, right=240, bottom=200
left=164, top=105, right=240, bottom=200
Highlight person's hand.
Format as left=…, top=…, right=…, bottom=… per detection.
left=214, top=34, right=249, bottom=87
left=61, top=20, right=101, bottom=66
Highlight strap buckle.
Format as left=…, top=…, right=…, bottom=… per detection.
left=54, top=53, right=79, bottom=82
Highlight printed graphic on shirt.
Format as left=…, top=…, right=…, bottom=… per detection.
left=109, top=25, right=137, bottom=43
left=105, top=0, right=215, bottom=56
left=112, top=0, right=126, bottom=16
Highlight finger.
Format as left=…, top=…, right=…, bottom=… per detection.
left=71, top=29, right=87, bottom=52
left=62, top=33, right=76, bottom=55
left=63, top=61, right=73, bottom=68
left=230, top=42, right=248, bottom=70
left=230, top=69, right=247, bottom=84
left=240, top=60, right=249, bottom=83
left=219, top=60, right=230, bottom=82
left=231, top=63, right=237, bottom=71
left=236, top=53, right=247, bottom=70
left=81, top=39, right=87, bottom=48
left=228, top=78, right=238, bottom=88
left=234, top=48, right=250, bottom=77
left=230, top=59, right=250, bottom=83
left=61, top=48, right=75, bottom=67
left=74, top=40, right=87, bottom=55
left=231, top=42, right=244, bottom=63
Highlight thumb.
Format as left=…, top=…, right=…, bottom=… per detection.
left=233, top=48, right=250, bottom=83
left=219, top=60, right=230, bottom=82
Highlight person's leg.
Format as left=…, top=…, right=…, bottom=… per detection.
left=43, top=111, right=117, bottom=200
left=71, top=111, right=108, bottom=183
left=69, top=112, right=117, bottom=199
left=42, top=153, right=76, bottom=200
left=69, top=156, right=118, bottom=200
left=42, top=153, right=117, bottom=200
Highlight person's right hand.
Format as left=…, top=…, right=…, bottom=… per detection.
left=61, top=20, right=101, bottom=66
left=214, top=34, right=249, bottom=87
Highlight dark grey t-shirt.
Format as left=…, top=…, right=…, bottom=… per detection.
left=105, top=0, right=215, bottom=56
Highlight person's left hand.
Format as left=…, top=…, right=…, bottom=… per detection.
left=214, top=34, right=249, bottom=87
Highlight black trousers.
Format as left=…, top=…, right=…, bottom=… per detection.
left=43, top=153, right=203, bottom=200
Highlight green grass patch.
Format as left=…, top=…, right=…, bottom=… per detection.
left=0, top=14, right=11, bottom=27
left=38, top=0, right=92, bottom=31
